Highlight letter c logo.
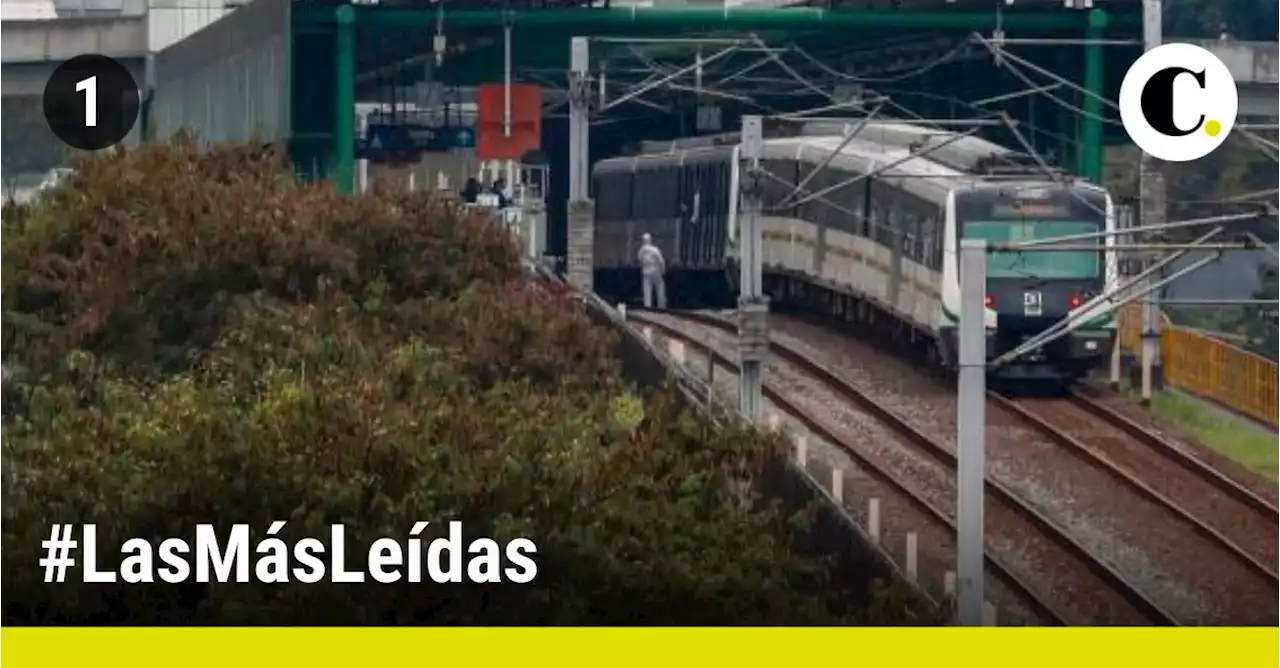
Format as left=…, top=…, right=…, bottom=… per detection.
left=1140, top=67, right=1207, bottom=137
left=1119, top=43, right=1238, bottom=162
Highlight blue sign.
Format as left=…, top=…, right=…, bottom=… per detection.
left=363, top=123, right=414, bottom=153
left=359, top=123, right=475, bottom=162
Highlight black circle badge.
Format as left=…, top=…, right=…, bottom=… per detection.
left=42, top=54, right=141, bottom=151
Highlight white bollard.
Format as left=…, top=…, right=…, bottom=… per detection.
left=944, top=571, right=957, bottom=598
left=642, top=326, right=653, bottom=342
left=983, top=601, right=997, bottom=627
left=905, top=532, right=918, bottom=583
left=617, top=303, right=627, bottom=320
left=831, top=468, right=843, bottom=503
left=408, top=171, right=417, bottom=192
left=357, top=158, right=370, bottom=194
left=795, top=435, right=808, bottom=466
left=668, top=339, right=686, bottom=364
left=867, top=498, right=881, bottom=545
left=767, top=412, right=781, bottom=431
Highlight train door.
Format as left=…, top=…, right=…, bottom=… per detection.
left=686, top=159, right=708, bottom=267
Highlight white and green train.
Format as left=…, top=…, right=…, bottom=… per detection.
left=591, top=120, right=1118, bottom=382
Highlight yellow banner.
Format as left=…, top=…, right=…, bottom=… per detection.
left=3, top=628, right=1278, bottom=667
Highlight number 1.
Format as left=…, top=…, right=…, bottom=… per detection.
left=76, top=75, right=97, bottom=127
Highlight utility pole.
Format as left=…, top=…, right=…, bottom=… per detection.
left=737, top=115, right=768, bottom=422
left=1138, top=0, right=1166, bottom=404
left=1110, top=202, right=1134, bottom=388
left=567, top=37, right=594, bottom=293
left=956, top=238, right=988, bottom=627
left=1139, top=170, right=1168, bottom=403
left=503, top=18, right=517, bottom=197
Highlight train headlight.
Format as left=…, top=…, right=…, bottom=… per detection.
left=1084, top=340, right=1098, bottom=351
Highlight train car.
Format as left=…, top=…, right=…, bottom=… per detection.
left=592, top=136, right=741, bottom=307
left=590, top=121, right=1118, bottom=383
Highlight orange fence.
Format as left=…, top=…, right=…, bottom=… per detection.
left=1116, top=304, right=1278, bottom=429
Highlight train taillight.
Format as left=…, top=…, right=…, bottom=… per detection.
left=1067, top=294, right=1083, bottom=309
left=984, top=295, right=995, bottom=308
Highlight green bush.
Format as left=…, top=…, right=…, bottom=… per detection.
left=2, top=135, right=919, bottom=624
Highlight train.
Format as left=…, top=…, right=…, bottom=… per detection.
left=590, top=120, right=1118, bottom=383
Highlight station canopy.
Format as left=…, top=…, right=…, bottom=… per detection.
left=286, top=0, right=1144, bottom=185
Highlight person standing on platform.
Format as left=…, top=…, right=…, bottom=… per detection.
left=637, top=233, right=667, bottom=309
left=462, top=178, right=481, bottom=204
left=491, top=178, right=511, bottom=209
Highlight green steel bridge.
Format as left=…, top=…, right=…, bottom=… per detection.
left=146, top=0, right=1148, bottom=201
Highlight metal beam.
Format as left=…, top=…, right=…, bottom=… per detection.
left=1000, top=211, right=1264, bottom=248
left=956, top=238, right=987, bottom=627
left=738, top=115, right=769, bottom=423
left=294, top=7, right=1109, bottom=31
left=334, top=5, right=356, bottom=195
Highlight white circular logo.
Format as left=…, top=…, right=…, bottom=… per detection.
left=1118, top=43, right=1238, bottom=162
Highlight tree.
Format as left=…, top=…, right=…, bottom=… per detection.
left=1165, top=0, right=1280, bottom=41
left=2, top=135, right=924, bottom=625
left=1244, top=263, right=1278, bottom=359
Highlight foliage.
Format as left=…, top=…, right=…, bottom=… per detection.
left=1244, top=263, right=1278, bottom=359
left=1165, top=0, right=1279, bottom=42
left=2, top=135, right=917, bottom=625
left=0, top=96, right=64, bottom=182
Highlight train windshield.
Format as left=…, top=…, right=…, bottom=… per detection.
left=963, top=220, right=1100, bottom=280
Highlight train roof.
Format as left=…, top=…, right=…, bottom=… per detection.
left=594, top=120, right=1089, bottom=204
left=615, top=117, right=1069, bottom=177
left=778, top=134, right=964, bottom=202
left=796, top=120, right=1067, bottom=179
left=595, top=134, right=965, bottom=202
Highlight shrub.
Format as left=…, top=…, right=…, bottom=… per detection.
left=2, top=133, right=521, bottom=378
left=2, top=135, right=918, bottom=624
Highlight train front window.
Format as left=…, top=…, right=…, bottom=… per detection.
left=963, top=220, right=1100, bottom=279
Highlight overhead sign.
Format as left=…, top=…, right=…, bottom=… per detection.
left=696, top=105, right=722, bottom=132
left=359, top=123, right=476, bottom=162
left=476, top=83, right=542, bottom=161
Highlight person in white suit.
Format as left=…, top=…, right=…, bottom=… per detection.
left=637, top=233, right=667, bottom=309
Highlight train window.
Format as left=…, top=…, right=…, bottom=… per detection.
left=702, top=161, right=721, bottom=222
left=868, top=181, right=895, bottom=248
left=658, top=166, right=680, bottom=219
left=826, top=168, right=860, bottom=236
left=605, top=172, right=633, bottom=222
left=679, top=162, right=696, bottom=221
left=798, top=166, right=823, bottom=223
left=899, top=191, right=923, bottom=263
left=595, top=173, right=614, bottom=221
left=633, top=166, right=656, bottom=219
left=802, top=167, right=836, bottom=229
left=763, top=159, right=797, bottom=214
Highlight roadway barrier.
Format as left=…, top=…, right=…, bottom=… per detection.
left=1117, top=304, right=1278, bottom=429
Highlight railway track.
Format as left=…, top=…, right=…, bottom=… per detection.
left=630, top=308, right=1279, bottom=625
left=629, top=309, right=1178, bottom=626
left=997, top=393, right=1280, bottom=586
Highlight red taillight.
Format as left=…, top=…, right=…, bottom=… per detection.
left=984, top=295, right=995, bottom=308
left=1068, top=294, right=1083, bottom=309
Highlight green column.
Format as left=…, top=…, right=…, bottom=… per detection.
left=1078, top=8, right=1107, bottom=183
left=334, top=5, right=356, bottom=195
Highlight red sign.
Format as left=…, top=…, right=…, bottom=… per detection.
left=476, top=83, right=542, bottom=161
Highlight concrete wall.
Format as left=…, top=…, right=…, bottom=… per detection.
left=151, top=0, right=289, bottom=142
left=1, top=15, right=148, bottom=65
left=1193, top=39, right=1280, bottom=85
left=147, top=0, right=235, bottom=53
